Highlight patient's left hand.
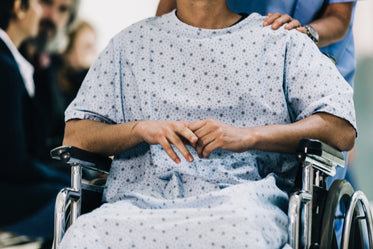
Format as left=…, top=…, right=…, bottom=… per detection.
left=188, top=119, right=253, bottom=158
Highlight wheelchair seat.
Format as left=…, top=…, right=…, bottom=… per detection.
left=50, top=139, right=373, bottom=249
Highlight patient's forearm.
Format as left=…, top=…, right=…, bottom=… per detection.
left=63, top=119, right=143, bottom=156
left=63, top=113, right=355, bottom=157
left=63, top=119, right=198, bottom=162
left=249, top=113, right=356, bottom=153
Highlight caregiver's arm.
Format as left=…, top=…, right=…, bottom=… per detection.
left=63, top=119, right=198, bottom=163
left=307, top=2, right=354, bottom=47
left=264, top=2, right=354, bottom=48
left=189, top=112, right=356, bottom=158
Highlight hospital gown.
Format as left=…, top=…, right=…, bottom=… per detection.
left=60, top=11, right=356, bottom=249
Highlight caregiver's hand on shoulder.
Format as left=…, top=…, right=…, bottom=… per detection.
left=263, top=12, right=302, bottom=31
left=188, top=119, right=255, bottom=158
left=134, top=120, right=198, bottom=163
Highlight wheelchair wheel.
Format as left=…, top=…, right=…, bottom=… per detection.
left=319, top=179, right=364, bottom=249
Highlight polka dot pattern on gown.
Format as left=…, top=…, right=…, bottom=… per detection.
left=62, top=10, right=356, bottom=249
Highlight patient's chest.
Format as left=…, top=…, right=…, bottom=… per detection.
left=121, top=26, right=291, bottom=128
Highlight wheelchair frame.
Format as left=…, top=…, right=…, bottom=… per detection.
left=51, top=146, right=112, bottom=249
left=290, top=139, right=373, bottom=249
left=50, top=139, right=373, bottom=249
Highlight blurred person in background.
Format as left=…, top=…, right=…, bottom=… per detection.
left=56, top=20, right=98, bottom=110
left=55, top=20, right=101, bottom=183
left=0, top=0, right=70, bottom=248
left=20, top=0, right=81, bottom=161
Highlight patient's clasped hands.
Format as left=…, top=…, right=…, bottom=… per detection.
left=134, top=119, right=252, bottom=164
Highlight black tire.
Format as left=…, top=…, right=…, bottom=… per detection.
left=320, top=179, right=354, bottom=249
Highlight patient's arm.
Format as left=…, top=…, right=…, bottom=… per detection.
left=189, top=112, right=356, bottom=158
left=63, top=119, right=198, bottom=163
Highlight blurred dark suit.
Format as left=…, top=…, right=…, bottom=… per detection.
left=0, top=38, right=69, bottom=239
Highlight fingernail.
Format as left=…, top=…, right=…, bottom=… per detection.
left=175, top=158, right=181, bottom=164
left=188, top=155, right=194, bottom=162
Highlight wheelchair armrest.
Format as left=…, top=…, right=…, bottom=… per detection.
left=296, top=139, right=345, bottom=176
left=296, top=139, right=344, bottom=165
left=50, top=146, right=112, bottom=174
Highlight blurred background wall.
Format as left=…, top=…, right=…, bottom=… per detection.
left=352, top=0, right=373, bottom=200
left=79, top=0, right=159, bottom=51
left=79, top=0, right=373, bottom=199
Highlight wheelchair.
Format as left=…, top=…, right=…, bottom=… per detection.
left=50, top=139, right=373, bottom=249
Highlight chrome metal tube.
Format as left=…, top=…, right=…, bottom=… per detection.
left=302, top=162, right=314, bottom=249
left=52, top=188, right=80, bottom=249
left=288, top=191, right=312, bottom=249
left=289, top=193, right=302, bottom=249
left=70, top=165, right=82, bottom=225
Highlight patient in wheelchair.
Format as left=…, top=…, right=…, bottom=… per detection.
left=59, top=0, right=357, bottom=248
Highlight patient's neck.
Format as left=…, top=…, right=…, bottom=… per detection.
left=176, top=0, right=242, bottom=29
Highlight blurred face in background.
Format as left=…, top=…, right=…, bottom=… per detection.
left=38, top=0, right=73, bottom=44
left=65, top=24, right=97, bottom=70
left=17, top=0, right=43, bottom=39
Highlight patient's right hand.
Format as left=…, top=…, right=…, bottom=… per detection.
left=133, top=120, right=198, bottom=164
